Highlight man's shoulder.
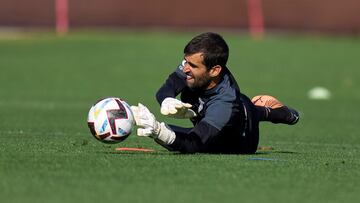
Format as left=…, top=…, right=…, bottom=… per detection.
left=211, top=77, right=239, bottom=103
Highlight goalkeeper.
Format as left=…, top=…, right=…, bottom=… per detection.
left=131, top=32, right=299, bottom=154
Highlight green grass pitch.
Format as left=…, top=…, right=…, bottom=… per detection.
left=0, top=31, right=359, bottom=203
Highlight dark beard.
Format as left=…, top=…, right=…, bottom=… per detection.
left=188, top=74, right=212, bottom=91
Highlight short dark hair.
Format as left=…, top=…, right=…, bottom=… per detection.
left=184, top=32, right=229, bottom=70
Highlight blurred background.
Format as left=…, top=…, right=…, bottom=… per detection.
left=1, top=1, right=360, bottom=203
left=0, top=0, right=359, bottom=35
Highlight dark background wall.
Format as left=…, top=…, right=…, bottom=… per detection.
left=0, top=0, right=359, bottom=34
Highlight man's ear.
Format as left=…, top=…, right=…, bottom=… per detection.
left=209, top=65, right=222, bottom=77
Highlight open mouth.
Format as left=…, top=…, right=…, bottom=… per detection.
left=185, top=72, right=193, bottom=80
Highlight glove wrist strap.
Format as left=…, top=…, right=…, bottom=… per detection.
left=155, top=122, right=176, bottom=145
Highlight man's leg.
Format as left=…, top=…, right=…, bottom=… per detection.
left=251, top=95, right=299, bottom=125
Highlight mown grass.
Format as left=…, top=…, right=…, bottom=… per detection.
left=0, top=31, right=359, bottom=203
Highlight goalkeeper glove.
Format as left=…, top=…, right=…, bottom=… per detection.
left=130, top=103, right=176, bottom=145
left=160, top=97, right=197, bottom=119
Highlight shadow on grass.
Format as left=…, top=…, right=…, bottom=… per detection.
left=101, top=148, right=300, bottom=156
left=93, top=144, right=300, bottom=156
left=256, top=150, right=300, bottom=155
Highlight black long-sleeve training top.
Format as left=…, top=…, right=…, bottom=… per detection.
left=156, top=64, right=259, bottom=154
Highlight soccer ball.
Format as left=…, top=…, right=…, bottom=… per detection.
left=87, top=97, right=134, bottom=143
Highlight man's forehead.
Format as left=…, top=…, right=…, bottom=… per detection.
left=184, top=52, right=204, bottom=63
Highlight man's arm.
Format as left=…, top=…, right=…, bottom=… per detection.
left=166, top=101, right=233, bottom=153
left=156, top=63, right=188, bottom=104
left=156, top=64, right=197, bottom=119
left=130, top=103, right=223, bottom=153
left=164, top=121, right=220, bottom=153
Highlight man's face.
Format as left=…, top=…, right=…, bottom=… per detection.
left=182, top=53, right=212, bottom=90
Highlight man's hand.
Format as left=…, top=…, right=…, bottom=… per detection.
left=131, top=103, right=176, bottom=144
left=160, top=97, right=197, bottom=119
left=130, top=103, right=160, bottom=137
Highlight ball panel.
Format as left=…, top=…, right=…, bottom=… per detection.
left=99, top=132, right=111, bottom=140
left=87, top=106, right=95, bottom=123
left=87, top=122, right=97, bottom=136
left=110, top=134, right=129, bottom=142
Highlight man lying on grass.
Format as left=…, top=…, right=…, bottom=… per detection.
left=131, top=32, right=299, bottom=154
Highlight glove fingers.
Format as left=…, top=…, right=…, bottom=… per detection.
left=160, top=98, right=194, bottom=118
left=137, top=128, right=152, bottom=137
left=173, top=102, right=183, bottom=109
left=130, top=106, right=140, bottom=125
left=174, top=103, right=192, bottom=110
left=138, top=103, right=152, bottom=118
left=182, top=103, right=192, bottom=108
left=161, top=107, right=176, bottom=115
left=132, top=104, right=147, bottom=126
left=162, top=104, right=177, bottom=115
left=160, top=107, right=169, bottom=115
left=168, top=105, right=178, bottom=114
left=138, top=103, right=149, bottom=114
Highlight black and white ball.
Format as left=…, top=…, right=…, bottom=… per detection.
left=87, top=97, right=134, bottom=143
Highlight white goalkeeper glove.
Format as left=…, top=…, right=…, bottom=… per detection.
left=130, top=103, right=176, bottom=145
left=160, top=97, right=197, bottom=119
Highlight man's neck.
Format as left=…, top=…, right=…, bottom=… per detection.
left=206, top=76, right=222, bottom=90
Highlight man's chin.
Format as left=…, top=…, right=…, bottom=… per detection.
left=186, top=79, right=194, bottom=87
left=186, top=83, right=203, bottom=90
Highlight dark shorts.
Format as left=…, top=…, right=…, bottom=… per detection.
left=238, top=94, right=260, bottom=154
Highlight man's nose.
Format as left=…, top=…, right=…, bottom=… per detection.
left=183, top=63, right=190, bottom=73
